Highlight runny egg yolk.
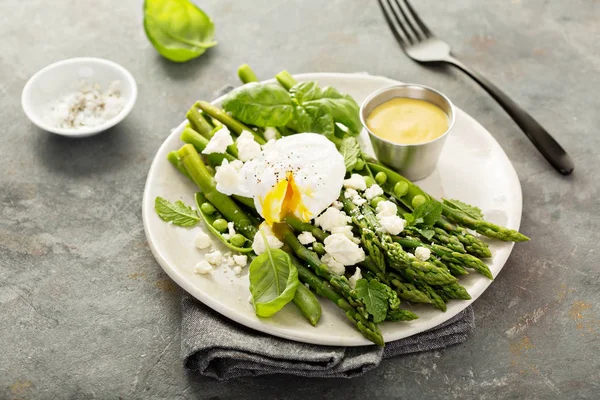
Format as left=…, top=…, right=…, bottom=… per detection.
left=260, top=172, right=312, bottom=226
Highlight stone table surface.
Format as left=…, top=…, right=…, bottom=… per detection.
left=1, top=0, right=599, bottom=398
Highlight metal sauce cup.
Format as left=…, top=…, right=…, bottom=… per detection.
left=360, top=84, right=455, bottom=181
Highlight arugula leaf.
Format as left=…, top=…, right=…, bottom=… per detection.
left=339, top=137, right=361, bottom=171
left=443, top=199, right=484, bottom=220
left=143, top=0, right=217, bottom=62
left=249, top=233, right=299, bottom=317
left=287, top=82, right=361, bottom=137
left=405, top=200, right=442, bottom=228
left=355, top=279, right=389, bottom=323
left=155, top=197, right=199, bottom=227
left=222, top=83, right=294, bottom=127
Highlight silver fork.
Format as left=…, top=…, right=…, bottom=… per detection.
left=378, top=0, right=574, bottom=175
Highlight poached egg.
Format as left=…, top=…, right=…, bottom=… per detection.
left=215, top=133, right=346, bottom=225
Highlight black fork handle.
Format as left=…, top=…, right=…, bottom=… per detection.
left=445, top=55, right=574, bottom=175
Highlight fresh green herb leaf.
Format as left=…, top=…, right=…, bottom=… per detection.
left=339, top=137, right=361, bottom=172
left=155, top=196, right=199, bottom=227
left=416, top=228, right=436, bottom=241
left=222, top=83, right=294, bottom=127
left=287, top=82, right=361, bottom=137
left=194, top=193, right=253, bottom=253
left=406, top=200, right=442, bottom=228
left=354, top=279, right=389, bottom=323
left=443, top=199, right=484, bottom=220
left=143, top=0, right=217, bottom=63
left=249, top=232, right=300, bottom=317
left=386, top=309, right=418, bottom=321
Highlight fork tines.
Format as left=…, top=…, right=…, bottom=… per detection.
left=378, top=0, right=433, bottom=47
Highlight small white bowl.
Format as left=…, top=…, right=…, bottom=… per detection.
left=22, top=57, right=137, bottom=138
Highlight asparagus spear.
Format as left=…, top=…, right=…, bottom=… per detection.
left=393, top=236, right=493, bottom=280
left=196, top=101, right=266, bottom=145
left=341, top=196, right=458, bottom=286
left=186, top=102, right=214, bottom=138
left=167, top=151, right=190, bottom=179
left=238, top=64, right=259, bottom=84
left=435, top=217, right=492, bottom=259
left=180, top=127, right=236, bottom=165
left=435, top=283, right=472, bottom=301
left=284, top=214, right=329, bottom=242
left=275, top=70, right=297, bottom=91
left=177, top=144, right=257, bottom=240
left=367, top=162, right=529, bottom=243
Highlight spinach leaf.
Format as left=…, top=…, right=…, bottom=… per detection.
left=405, top=200, right=442, bottom=228
left=222, top=83, right=294, bottom=127
left=443, top=199, right=484, bottom=220
left=287, top=82, right=361, bottom=137
left=249, top=233, right=299, bottom=317
left=355, top=279, right=389, bottom=323
left=144, top=0, right=216, bottom=62
left=339, top=136, right=361, bottom=172
left=155, top=196, right=199, bottom=227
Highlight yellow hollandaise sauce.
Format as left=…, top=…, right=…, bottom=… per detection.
left=366, top=97, right=449, bottom=145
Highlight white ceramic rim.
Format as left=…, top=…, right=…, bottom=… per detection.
left=21, top=57, right=138, bottom=137
left=142, top=73, right=523, bottom=346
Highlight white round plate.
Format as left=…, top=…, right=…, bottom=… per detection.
left=142, top=73, right=522, bottom=346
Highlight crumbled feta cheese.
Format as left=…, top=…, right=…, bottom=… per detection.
left=202, top=126, right=233, bottom=154
left=343, top=174, right=367, bottom=191
left=376, top=200, right=398, bottom=217
left=407, top=252, right=416, bottom=258
left=314, top=207, right=350, bottom=232
left=193, top=231, right=212, bottom=249
left=263, top=127, right=278, bottom=141
left=233, top=255, right=248, bottom=267
left=215, top=159, right=241, bottom=196
left=323, top=233, right=366, bottom=266
left=364, top=184, right=383, bottom=200
left=193, top=260, right=213, bottom=275
left=298, top=231, right=316, bottom=245
left=352, top=196, right=367, bottom=206
left=415, top=246, right=431, bottom=261
left=236, top=130, right=262, bottom=161
left=331, top=225, right=354, bottom=240
left=222, top=233, right=231, bottom=240
left=352, top=237, right=361, bottom=244
left=304, top=283, right=310, bottom=289
left=331, top=201, right=343, bottom=210
left=205, top=250, right=223, bottom=266
left=348, top=267, right=362, bottom=289
left=227, top=222, right=236, bottom=237
left=321, top=254, right=346, bottom=275
left=233, top=266, right=243, bottom=276
left=344, top=188, right=359, bottom=199
left=227, top=256, right=236, bottom=266
left=378, top=215, right=406, bottom=235
left=251, top=224, right=284, bottom=255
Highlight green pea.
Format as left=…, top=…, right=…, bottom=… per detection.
left=370, top=196, right=386, bottom=208
left=375, top=171, right=387, bottom=185
left=394, top=181, right=409, bottom=198
left=412, top=195, right=426, bottom=208
left=363, top=176, right=375, bottom=188
left=312, top=242, right=325, bottom=256
left=230, top=233, right=246, bottom=247
left=354, top=158, right=365, bottom=171
left=213, top=218, right=228, bottom=232
left=200, top=202, right=216, bottom=215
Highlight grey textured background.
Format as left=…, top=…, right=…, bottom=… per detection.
left=1, top=0, right=599, bottom=398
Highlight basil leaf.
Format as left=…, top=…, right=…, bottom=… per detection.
left=222, top=83, right=294, bottom=127
left=443, top=199, right=484, bottom=220
left=355, top=279, right=389, bottom=323
left=409, top=200, right=442, bottom=228
left=143, top=0, right=216, bottom=62
left=288, top=82, right=361, bottom=136
left=339, top=137, right=361, bottom=171
left=155, top=196, right=199, bottom=227
left=249, top=239, right=299, bottom=317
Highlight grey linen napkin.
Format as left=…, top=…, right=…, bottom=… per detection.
left=181, top=294, right=474, bottom=380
